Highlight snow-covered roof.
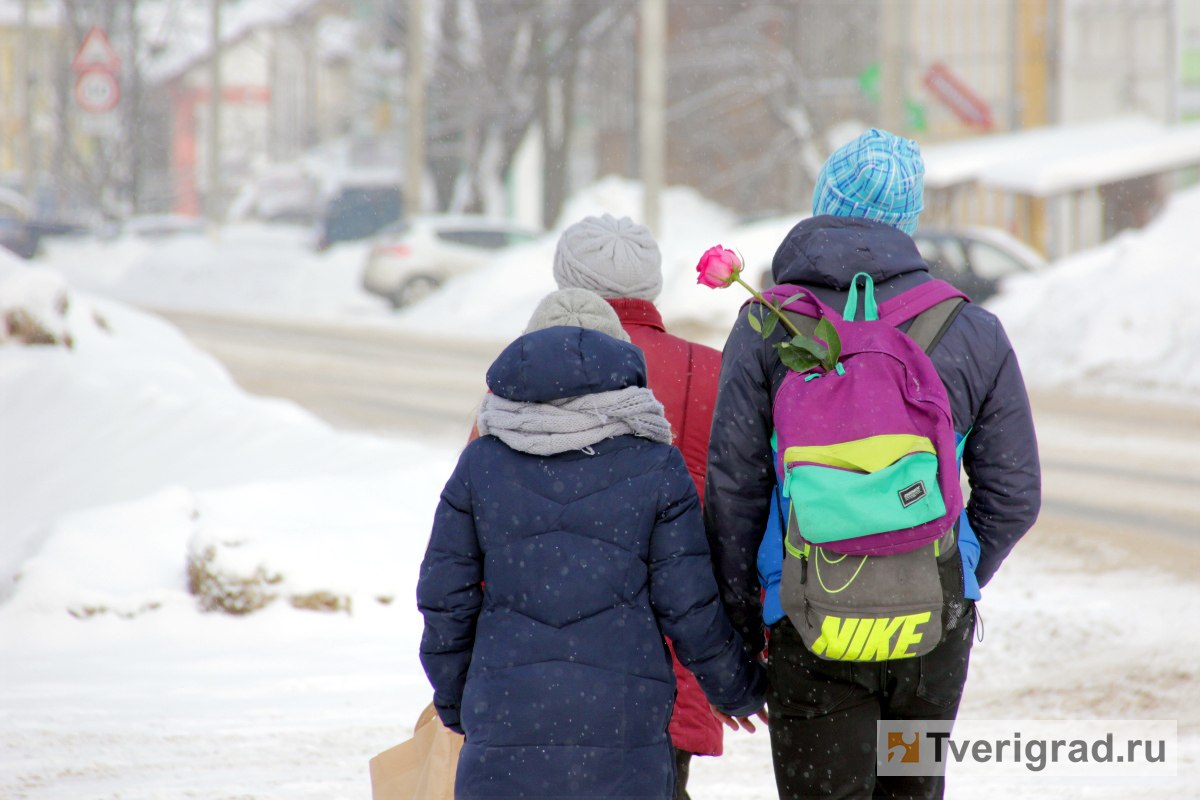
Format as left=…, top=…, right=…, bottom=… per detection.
left=143, top=0, right=326, bottom=86
left=919, top=116, right=1200, bottom=196
left=980, top=122, right=1200, bottom=196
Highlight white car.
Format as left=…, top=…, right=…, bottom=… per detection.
left=361, top=215, right=541, bottom=308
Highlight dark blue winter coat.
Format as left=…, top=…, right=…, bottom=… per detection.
left=418, top=326, right=766, bottom=799
left=704, top=216, right=1042, bottom=655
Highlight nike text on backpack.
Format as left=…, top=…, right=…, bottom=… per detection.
left=757, top=273, right=968, bottom=662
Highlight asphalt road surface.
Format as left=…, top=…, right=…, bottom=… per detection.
left=163, top=310, right=1200, bottom=554
left=163, top=310, right=500, bottom=440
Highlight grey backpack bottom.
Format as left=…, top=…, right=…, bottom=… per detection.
left=781, top=516, right=962, bottom=662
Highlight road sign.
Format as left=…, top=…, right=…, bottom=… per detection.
left=73, top=27, right=121, bottom=74
left=75, top=68, right=121, bottom=114
left=922, top=62, right=993, bottom=130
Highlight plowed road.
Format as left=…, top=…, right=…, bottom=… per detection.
left=163, top=310, right=1200, bottom=555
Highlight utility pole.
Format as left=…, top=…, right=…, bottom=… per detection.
left=304, top=19, right=319, bottom=148
left=1016, top=0, right=1050, bottom=130
left=639, top=0, right=665, bottom=236
left=20, top=0, right=34, bottom=199
left=879, top=0, right=907, bottom=133
left=128, top=0, right=142, bottom=212
left=1016, top=0, right=1050, bottom=255
left=207, top=0, right=222, bottom=222
left=405, top=0, right=424, bottom=217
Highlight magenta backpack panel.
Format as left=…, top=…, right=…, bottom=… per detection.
left=758, top=281, right=966, bottom=555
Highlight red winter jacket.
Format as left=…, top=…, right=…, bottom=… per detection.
left=608, top=298, right=724, bottom=757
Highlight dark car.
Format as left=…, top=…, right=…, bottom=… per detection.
left=912, top=226, right=1047, bottom=302
left=754, top=219, right=1046, bottom=302
left=0, top=189, right=40, bottom=259
left=315, top=183, right=404, bottom=251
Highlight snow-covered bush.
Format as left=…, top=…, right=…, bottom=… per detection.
left=0, top=253, right=110, bottom=348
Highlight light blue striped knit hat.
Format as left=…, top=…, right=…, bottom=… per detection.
left=811, top=128, right=925, bottom=235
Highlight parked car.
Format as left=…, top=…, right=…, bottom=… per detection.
left=0, top=188, right=40, bottom=259
left=912, top=226, right=1047, bottom=302
left=97, top=214, right=207, bottom=241
left=315, top=181, right=403, bottom=251
left=755, top=223, right=1046, bottom=303
left=228, top=164, right=319, bottom=225
left=361, top=215, right=541, bottom=308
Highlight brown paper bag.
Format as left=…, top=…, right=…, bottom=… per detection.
left=370, top=702, right=464, bottom=800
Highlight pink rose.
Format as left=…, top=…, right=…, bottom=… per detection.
left=696, top=245, right=742, bottom=288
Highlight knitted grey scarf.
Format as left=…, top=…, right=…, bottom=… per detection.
left=477, top=387, right=672, bottom=456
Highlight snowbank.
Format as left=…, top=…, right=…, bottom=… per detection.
left=988, top=184, right=1200, bottom=403
left=0, top=251, right=442, bottom=608
left=41, top=223, right=390, bottom=321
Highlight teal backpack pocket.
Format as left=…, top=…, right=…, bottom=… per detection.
left=784, top=451, right=946, bottom=543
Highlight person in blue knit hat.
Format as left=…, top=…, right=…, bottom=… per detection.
left=703, top=127, right=1041, bottom=799
left=812, top=127, right=925, bottom=234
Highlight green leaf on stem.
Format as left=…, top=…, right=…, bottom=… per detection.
left=791, top=332, right=828, bottom=362
left=749, top=304, right=782, bottom=341
left=774, top=318, right=844, bottom=374
left=760, top=309, right=779, bottom=338
left=747, top=307, right=763, bottom=334
left=775, top=341, right=821, bottom=373
left=814, top=318, right=841, bottom=369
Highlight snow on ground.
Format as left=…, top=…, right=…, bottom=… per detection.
left=1, top=249, right=454, bottom=797
left=41, top=223, right=391, bottom=322
left=0, top=255, right=409, bottom=599
left=3, top=180, right=1200, bottom=798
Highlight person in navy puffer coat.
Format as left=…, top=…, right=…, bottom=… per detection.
left=704, top=129, right=1041, bottom=800
left=551, top=216, right=732, bottom=798
left=418, top=325, right=767, bottom=799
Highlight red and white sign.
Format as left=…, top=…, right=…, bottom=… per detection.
left=75, top=68, right=121, bottom=113
left=72, top=27, right=121, bottom=74
left=72, top=26, right=121, bottom=126
left=922, top=62, right=993, bottom=130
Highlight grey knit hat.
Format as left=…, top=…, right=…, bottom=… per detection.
left=524, top=288, right=631, bottom=342
left=552, top=214, right=663, bottom=301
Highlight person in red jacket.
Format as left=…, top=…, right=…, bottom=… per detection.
left=552, top=213, right=734, bottom=800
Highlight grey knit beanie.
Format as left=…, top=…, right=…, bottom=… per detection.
left=524, top=288, right=631, bottom=342
left=552, top=214, right=663, bottom=301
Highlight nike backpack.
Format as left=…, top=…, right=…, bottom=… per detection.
left=759, top=273, right=969, bottom=661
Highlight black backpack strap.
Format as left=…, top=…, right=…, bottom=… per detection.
left=903, top=297, right=966, bottom=355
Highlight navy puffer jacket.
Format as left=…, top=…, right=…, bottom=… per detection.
left=418, top=326, right=766, bottom=799
left=704, top=216, right=1042, bottom=655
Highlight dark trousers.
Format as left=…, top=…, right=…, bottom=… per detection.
left=767, top=606, right=975, bottom=799
left=672, top=748, right=692, bottom=800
